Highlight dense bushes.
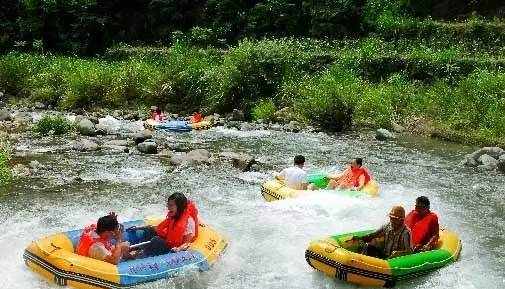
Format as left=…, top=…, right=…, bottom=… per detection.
left=33, top=114, right=72, bottom=136
left=2, top=37, right=504, bottom=142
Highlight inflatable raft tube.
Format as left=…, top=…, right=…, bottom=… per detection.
left=144, top=119, right=211, bottom=132
left=305, top=228, right=461, bottom=287
left=260, top=172, right=379, bottom=202
left=24, top=218, right=227, bottom=289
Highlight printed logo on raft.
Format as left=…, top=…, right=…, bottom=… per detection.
left=127, top=253, right=198, bottom=274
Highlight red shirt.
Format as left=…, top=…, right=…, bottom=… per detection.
left=405, top=210, right=439, bottom=247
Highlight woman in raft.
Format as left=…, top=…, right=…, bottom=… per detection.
left=327, top=158, right=372, bottom=191
left=150, top=106, right=167, bottom=122
left=127, top=193, right=199, bottom=257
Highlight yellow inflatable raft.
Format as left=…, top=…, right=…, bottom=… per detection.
left=260, top=179, right=379, bottom=202
left=305, top=228, right=461, bottom=287
left=24, top=218, right=227, bottom=289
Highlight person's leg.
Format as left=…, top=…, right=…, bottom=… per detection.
left=327, top=179, right=337, bottom=189
left=142, top=236, right=172, bottom=257
left=126, top=226, right=156, bottom=245
left=362, top=243, right=386, bottom=259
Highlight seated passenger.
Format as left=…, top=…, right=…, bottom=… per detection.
left=76, top=213, right=131, bottom=264
left=150, top=106, right=166, bottom=122
left=275, top=155, right=309, bottom=190
left=405, top=196, right=439, bottom=252
left=131, top=193, right=199, bottom=257
left=327, top=158, right=371, bottom=191
left=352, top=206, right=412, bottom=259
left=190, top=111, right=203, bottom=123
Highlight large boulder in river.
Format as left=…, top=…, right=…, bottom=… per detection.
left=72, top=139, right=99, bottom=152
left=498, top=157, right=505, bottom=173
left=0, top=109, right=11, bottom=121
left=375, top=128, right=395, bottom=141
left=185, top=149, right=211, bottom=164
left=137, top=141, right=158, bottom=154
left=480, top=147, right=504, bottom=159
left=77, top=118, right=96, bottom=136
left=219, top=151, right=256, bottom=172
left=478, top=154, right=499, bottom=169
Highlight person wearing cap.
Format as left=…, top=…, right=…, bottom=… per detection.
left=352, top=206, right=412, bottom=259
left=405, top=196, right=439, bottom=252
left=327, top=158, right=372, bottom=191
left=276, top=155, right=309, bottom=190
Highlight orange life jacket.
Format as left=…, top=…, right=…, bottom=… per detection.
left=336, top=166, right=372, bottom=188
left=155, top=201, right=199, bottom=248
left=190, top=113, right=203, bottom=123
left=75, top=224, right=113, bottom=257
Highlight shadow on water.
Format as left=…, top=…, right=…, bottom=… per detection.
left=1, top=126, right=504, bottom=289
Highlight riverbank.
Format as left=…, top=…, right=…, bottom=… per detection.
left=1, top=38, right=505, bottom=147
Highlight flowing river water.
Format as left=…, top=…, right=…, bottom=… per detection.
left=1, top=123, right=504, bottom=289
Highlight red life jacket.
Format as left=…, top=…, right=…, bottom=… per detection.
left=75, top=224, right=113, bottom=257
left=336, top=166, right=372, bottom=188
left=190, top=113, right=203, bottom=123
left=155, top=201, right=199, bottom=248
left=405, top=210, right=439, bottom=247
left=350, top=166, right=371, bottom=187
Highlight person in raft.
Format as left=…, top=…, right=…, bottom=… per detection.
left=352, top=206, right=412, bottom=259
left=327, top=157, right=371, bottom=191
left=189, top=110, right=203, bottom=123
left=405, top=196, right=439, bottom=252
left=76, top=212, right=132, bottom=264
left=275, top=155, right=309, bottom=190
left=150, top=106, right=166, bottom=122
left=130, top=193, right=199, bottom=257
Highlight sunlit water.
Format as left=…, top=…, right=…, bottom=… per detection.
left=1, top=125, right=504, bottom=289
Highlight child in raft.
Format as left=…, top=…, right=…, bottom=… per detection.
left=75, top=212, right=133, bottom=264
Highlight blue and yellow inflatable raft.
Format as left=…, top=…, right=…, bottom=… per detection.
left=24, top=218, right=227, bottom=289
left=144, top=119, right=212, bottom=132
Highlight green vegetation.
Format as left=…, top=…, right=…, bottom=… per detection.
left=33, top=114, right=72, bottom=136
left=0, top=135, right=11, bottom=187
left=252, top=100, right=277, bottom=122
left=1, top=1, right=504, bottom=145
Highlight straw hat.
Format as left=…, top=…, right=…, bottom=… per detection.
left=389, top=206, right=405, bottom=219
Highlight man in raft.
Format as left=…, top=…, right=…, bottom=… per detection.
left=405, top=196, right=439, bottom=252
left=352, top=206, right=412, bottom=259
left=76, top=212, right=132, bottom=264
left=327, top=157, right=372, bottom=191
left=276, top=155, right=309, bottom=190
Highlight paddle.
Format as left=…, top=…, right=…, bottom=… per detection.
left=130, top=241, right=151, bottom=250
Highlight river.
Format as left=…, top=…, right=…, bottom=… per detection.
left=1, top=125, right=504, bottom=289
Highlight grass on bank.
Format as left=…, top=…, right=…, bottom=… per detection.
left=1, top=37, right=504, bottom=146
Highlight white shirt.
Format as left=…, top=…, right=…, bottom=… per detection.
left=279, top=166, right=307, bottom=190
left=185, top=217, right=196, bottom=237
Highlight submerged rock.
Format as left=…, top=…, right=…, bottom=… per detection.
left=478, top=154, right=498, bottom=169
left=133, top=129, right=153, bottom=144
left=375, top=128, right=395, bottom=141
left=137, top=141, right=158, bottom=154
left=219, top=151, right=256, bottom=172
left=185, top=149, right=211, bottom=164
left=72, top=139, right=99, bottom=152
left=0, top=109, right=12, bottom=121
